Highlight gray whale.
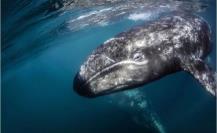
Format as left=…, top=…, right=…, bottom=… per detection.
left=74, top=12, right=216, bottom=97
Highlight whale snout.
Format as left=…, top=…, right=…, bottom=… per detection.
left=73, top=48, right=121, bottom=97
left=73, top=73, right=96, bottom=98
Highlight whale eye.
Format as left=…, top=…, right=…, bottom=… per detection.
left=133, top=52, right=145, bottom=62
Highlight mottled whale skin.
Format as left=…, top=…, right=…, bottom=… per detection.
left=74, top=12, right=216, bottom=97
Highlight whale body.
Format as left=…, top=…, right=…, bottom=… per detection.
left=74, top=12, right=216, bottom=97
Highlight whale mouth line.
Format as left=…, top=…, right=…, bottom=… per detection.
left=94, top=84, right=129, bottom=96
left=82, top=60, right=148, bottom=87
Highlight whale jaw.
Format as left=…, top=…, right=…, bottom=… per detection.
left=73, top=59, right=154, bottom=97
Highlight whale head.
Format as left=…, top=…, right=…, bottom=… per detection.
left=73, top=35, right=166, bottom=97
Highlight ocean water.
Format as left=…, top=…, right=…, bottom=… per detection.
left=2, top=0, right=216, bottom=133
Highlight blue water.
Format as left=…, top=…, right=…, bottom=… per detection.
left=2, top=0, right=216, bottom=133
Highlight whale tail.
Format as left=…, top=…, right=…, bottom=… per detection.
left=181, top=58, right=216, bottom=96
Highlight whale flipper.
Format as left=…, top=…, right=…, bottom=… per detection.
left=181, top=59, right=216, bottom=96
